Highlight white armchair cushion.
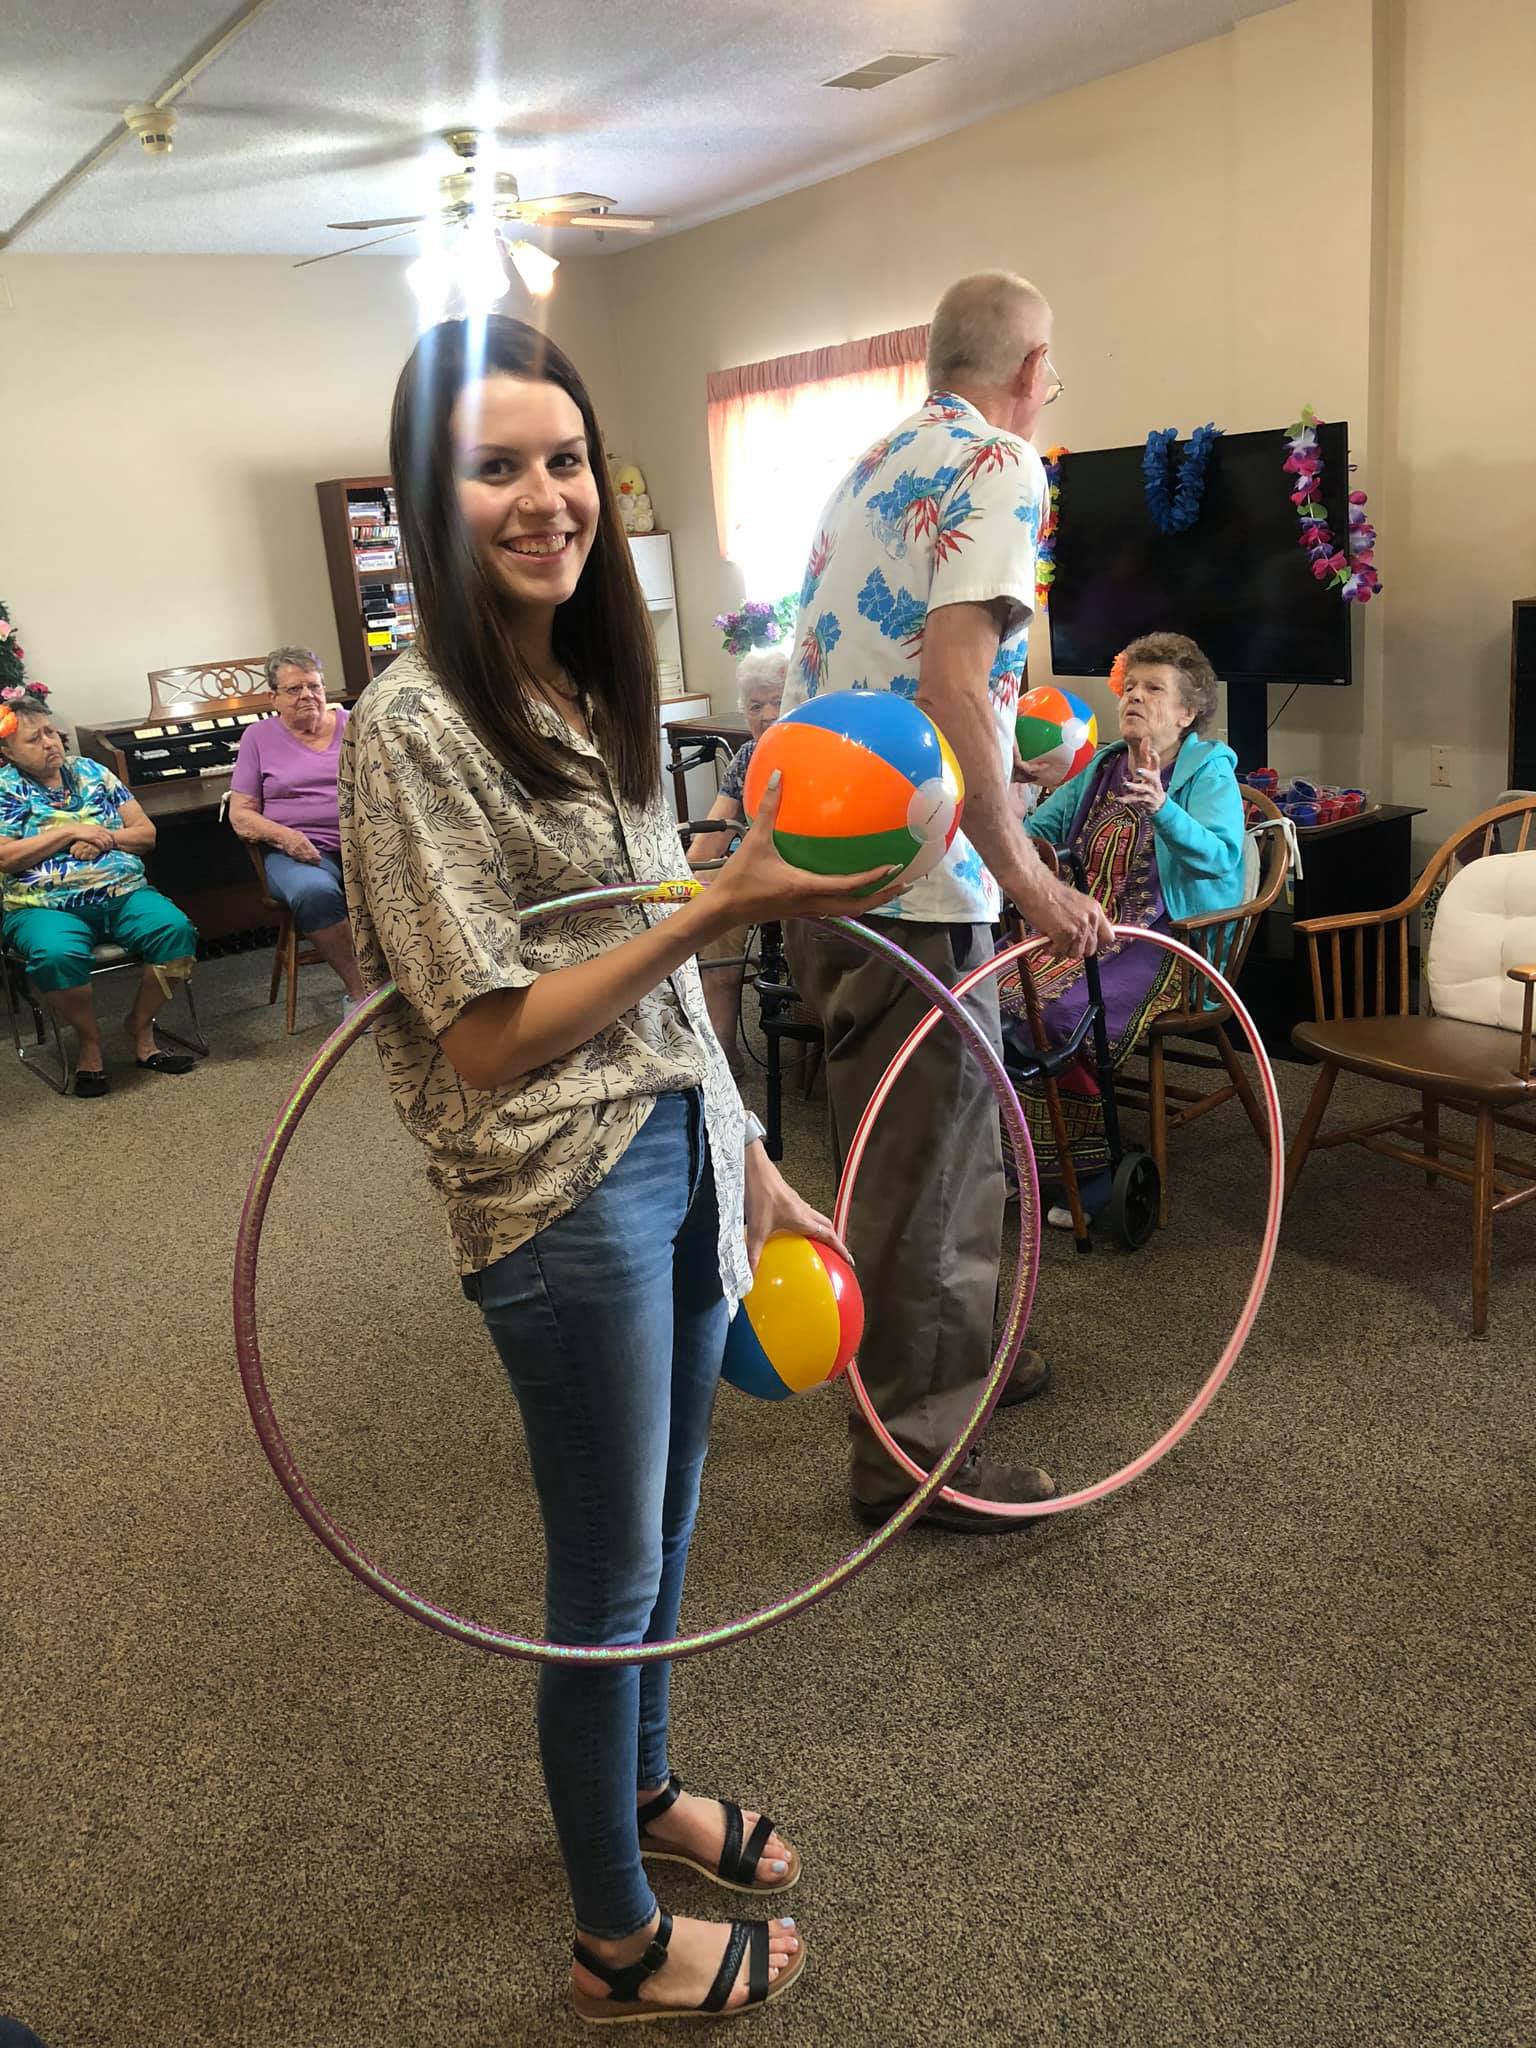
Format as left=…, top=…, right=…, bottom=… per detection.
left=1426, top=851, right=1536, bottom=1030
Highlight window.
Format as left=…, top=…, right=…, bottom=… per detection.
left=706, top=325, right=931, bottom=600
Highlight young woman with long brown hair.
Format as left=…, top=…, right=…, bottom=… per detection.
left=340, top=315, right=904, bottom=2024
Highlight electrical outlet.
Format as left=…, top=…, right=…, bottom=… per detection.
left=1430, top=745, right=1452, bottom=788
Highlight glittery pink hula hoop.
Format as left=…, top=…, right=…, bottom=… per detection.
left=835, top=926, right=1286, bottom=1520
left=232, top=883, right=1041, bottom=1666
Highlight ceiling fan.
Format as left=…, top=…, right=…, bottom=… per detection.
left=295, top=128, right=660, bottom=302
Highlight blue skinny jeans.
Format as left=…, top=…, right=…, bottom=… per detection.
left=462, top=1090, right=728, bottom=1938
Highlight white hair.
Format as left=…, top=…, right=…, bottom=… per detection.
left=736, top=645, right=789, bottom=711
left=926, top=273, right=1052, bottom=390
left=264, top=645, right=323, bottom=690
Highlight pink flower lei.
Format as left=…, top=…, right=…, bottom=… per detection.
left=1283, top=408, right=1381, bottom=604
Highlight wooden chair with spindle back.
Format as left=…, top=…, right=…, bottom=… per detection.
left=1285, top=794, right=1536, bottom=1335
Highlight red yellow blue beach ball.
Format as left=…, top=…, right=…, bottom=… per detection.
left=721, top=1232, right=865, bottom=1401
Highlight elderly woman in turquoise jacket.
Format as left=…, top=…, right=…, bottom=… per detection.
left=1001, top=631, right=1245, bottom=1219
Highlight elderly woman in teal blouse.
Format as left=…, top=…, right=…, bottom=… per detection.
left=1001, top=632, right=1245, bottom=1216
left=0, top=688, right=199, bottom=1097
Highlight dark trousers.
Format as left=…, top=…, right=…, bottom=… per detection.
left=786, top=917, right=1005, bottom=1504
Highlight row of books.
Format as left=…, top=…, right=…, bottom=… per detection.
left=363, top=578, right=417, bottom=652
left=347, top=490, right=397, bottom=526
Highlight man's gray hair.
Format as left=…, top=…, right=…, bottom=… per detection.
left=926, top=273, right=1053, bottom=391
left=263, top=645, right=323, bottom=690
left=736, top=645, right=789, bottom=711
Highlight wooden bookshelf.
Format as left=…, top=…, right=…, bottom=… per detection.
left=316, top=475, right=417, bottom=698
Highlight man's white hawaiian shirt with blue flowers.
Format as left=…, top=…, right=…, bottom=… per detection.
left=779, top=390, right=1046, bottom=924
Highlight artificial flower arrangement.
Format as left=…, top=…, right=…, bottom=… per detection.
left=713, top=596, right=798, bottom=659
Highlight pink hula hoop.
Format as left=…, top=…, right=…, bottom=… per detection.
left=835, top=925, right=1286, bottom=1520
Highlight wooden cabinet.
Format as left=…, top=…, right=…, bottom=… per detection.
left=316, top=475, right=416, bottom=700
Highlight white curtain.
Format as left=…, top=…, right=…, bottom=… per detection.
left=707, top=327, right=931, bottom=600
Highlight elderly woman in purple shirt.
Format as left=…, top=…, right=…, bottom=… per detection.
left=228, top=647, right=364, bottom=1007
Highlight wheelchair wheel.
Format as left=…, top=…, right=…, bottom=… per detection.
left=1105, top=1148, right=1160, bottom=1251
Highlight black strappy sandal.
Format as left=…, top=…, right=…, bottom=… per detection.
left=637, top=1774, right=801, bottom=1895
left=569, top=1908, right=806, bottom=2026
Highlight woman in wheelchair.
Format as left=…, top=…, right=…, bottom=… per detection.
left=1000, top=634, right=1244, bottom=1221
left=0, top=687, right=199, bottom=1097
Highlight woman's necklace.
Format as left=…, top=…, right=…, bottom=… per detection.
left=529, top=661, right=579, bottom=704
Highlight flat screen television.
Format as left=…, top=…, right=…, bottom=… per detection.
left=1046, top=422, right=1354, bottom=690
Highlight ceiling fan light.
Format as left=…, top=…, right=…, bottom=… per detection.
left=507, top=239, right=559, bottom=298
left=406, top=246, right=454, bottom=325
left=456, top=227, right=512, bottom=314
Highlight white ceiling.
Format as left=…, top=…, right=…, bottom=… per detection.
left=3, top=0, right=1287, bottom=261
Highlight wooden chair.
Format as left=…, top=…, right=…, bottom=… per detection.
left=1115, top=788, right=1293, bottom=1224
left=1284, top=795, right=1536, bottom=1335
left=242, top=842, right=325, bottom=1035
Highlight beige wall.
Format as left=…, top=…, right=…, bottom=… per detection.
left=1382, top=0, right=1536, bottom=844
left=0, top=254, right=623, bottom=732
left=603, top=0, right=1536, bottom=850
left=606, top=1, right=1392, bottom=770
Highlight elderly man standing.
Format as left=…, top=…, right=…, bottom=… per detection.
left=782, top=273, right=1112, bottom=1532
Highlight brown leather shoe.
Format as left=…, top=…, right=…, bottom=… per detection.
left=995, top=1345, right=1052, bottom=1407
left=852, top=1450, right=1057, bottom=1534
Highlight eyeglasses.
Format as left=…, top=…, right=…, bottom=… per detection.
left=1042, top=355, right=1064, bottom=407
left=276, top=681, right=324, bottom=699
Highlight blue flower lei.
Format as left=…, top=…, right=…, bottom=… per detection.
left=1142, top=423, right=1223, bottom=535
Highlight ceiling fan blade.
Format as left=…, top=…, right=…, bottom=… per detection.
left=294, top=227, right=419, bottom=268
left=517, top=191, right=616, bottom=214
left=552, top=213, right=660, bottom=233
left=326, top=214, right=427, bottom=231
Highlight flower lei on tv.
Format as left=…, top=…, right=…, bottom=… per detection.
left=1142, top=422, right=1223, bottom=534
left=1034, top=446, right=1066, bottom=610
left=1283, top=407, right=1381, bottom=603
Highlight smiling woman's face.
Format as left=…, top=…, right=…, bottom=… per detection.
left=451, top=374, right=600, bottom=616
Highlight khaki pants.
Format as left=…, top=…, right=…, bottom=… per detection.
left=785, top=917, right=1005, bottom=1505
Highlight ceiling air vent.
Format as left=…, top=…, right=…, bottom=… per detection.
left=821, top=52, right=947, bottom=91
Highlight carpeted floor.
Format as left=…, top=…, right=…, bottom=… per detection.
left=3, top=952, right=1534, bottom=2048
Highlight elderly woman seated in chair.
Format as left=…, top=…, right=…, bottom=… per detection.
left=0, top=687, right=199, bottom=1097
left=1002, top=633, right=1245, bottom=1221
left=227, top=647, right=363, bottom=1008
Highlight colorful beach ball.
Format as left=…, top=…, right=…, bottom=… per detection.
left=1014, top=685, right=1098, bottom=787
left=743, top=690, right=964, bottom=884
left=721, top=1232, right=865, bottom=1401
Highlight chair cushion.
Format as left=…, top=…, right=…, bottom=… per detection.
left=1426, top=851, right=1536, bottom=1030
left=90, top=944, right=133, bottom=968
left=1292, top=1013, right=1534, bottom=1104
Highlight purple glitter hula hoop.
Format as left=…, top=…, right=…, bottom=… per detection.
left=233, top=882, right=1042, bottom=1667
